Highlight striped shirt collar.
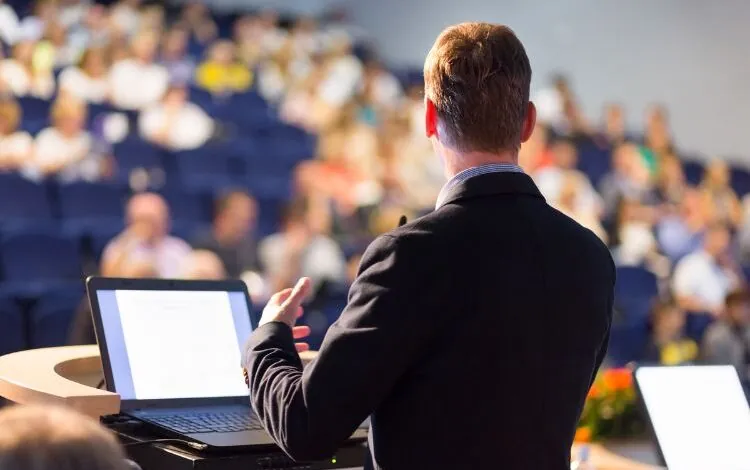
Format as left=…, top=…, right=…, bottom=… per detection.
left=435, top=163, right=525, bottom=209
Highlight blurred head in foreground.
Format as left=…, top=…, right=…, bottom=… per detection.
left=0, top=405, right=129, bottom=470
left=423, top=22, right=535, bottom=176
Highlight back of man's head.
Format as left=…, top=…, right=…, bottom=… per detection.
left=424, top=22, right=532, bottom=153
left=0, top=405, right=129, bottom=470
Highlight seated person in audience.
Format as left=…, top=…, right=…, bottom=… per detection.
left=35, top=21, right=78, bottom=69
left=0, top=40, right=55, bottom=98
left=58, top=46, right=111, bottom=104
left=109, top=30, right=169, bottom=110
left=738, top=196, right=750, bottom=265
left=102, top=192, right=192, bottom=278
left=69, top=262, right=158, bottom=345
left=672, top=222, right=742, bottom=317
left=109, top=0, right=142, bottom=38
left=17, top=0, right=58, bottom=43
left=656, top=188, right=708, bottom=263
left=555, top=172, right=608, bottom=242
left=610, top=198, right=669, bottom=276
left=67, top=4, right=111, bottom=57
left=534, top=137, right=601, bottom=215
left=642, top=297, right=697, bottom=365
left=655, top=153, right=687, bottom=207
left=643, top=104, right=674, bottom=156
left=195, top=40, right=252, bottom=95
left=361, top=60, right=402, bottom=111
left=0, top=405, right=131, bottom=470
left=179, top=1, right=218, bottom=54
left=312, top=33, right=363, bottom=130
left=26, top=96, right=110, bottom=182
left=599, top=142, right=656, bottom=220
left=0, top=0, right=20, bottom=46
left=181, top=249, right=227, bottom=280
left=257, top=39, right=312, bottom=103
left=138, top=84, right=214, bottom=150
left=259, top=197, right=346, bottom=295
left=600, top=103, right=628, bottom=145
left=159, top=26, right=195, bottom=85
left=192, top=190, right=259, bottom=278
left=699, top=159, right=742, bottom=227
left=703, top=289, right=750, bottom=382
left=297, top=110, right=384, bottom=213
left=0, top=99, right=33, bottom=171
left=139, top=5, right=165, bottom=35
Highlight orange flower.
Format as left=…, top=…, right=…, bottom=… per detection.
left=602, top=368, right=633, bottom=391
left=587, top=384, right=601, bottom=399
left=574, top=426, right=592, bottom=443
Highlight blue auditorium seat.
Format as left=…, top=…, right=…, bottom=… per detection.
left=160, top=188, right=212, bottom=239
left=0, top=230, right=82, bottom=289
left=18, top=96, right=51, bottom=134
left=608, top=266, right=659, bottom=365
left=29, top=286, right=85, bottom=348
left=174, top=143, right=239, bottom=191
left=731, top=166, right=750, bottom=198
left=113, top=138, right=164, bottom=185
left=0, top=174, right=54, bottom=231
left=56, top=182, right=126, bottom=235
left=0, top=295, right=25, bottom=355
left=576, top=141, right=611, bottom=188
left=682, top=160, right=705, bottom=186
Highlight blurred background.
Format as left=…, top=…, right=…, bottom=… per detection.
left=0, top=0, right=748, bottom=388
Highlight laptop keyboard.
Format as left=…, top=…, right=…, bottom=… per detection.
left=148, top=410, right=263, bottom=434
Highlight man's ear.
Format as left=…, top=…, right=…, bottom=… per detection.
left=425, top=98, right=438, bottom=138
left=520, top=101, right=537, bottom=143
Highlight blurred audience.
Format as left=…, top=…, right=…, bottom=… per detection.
left=109, top=30, right=168, bottom=110
left=192, top=190, right=259, bottom=278
left=259, top=197, right=346, bottom=294
left=672, top=222, right=740, bottom=317
left=58, top=47, right=110, bottom=103
left=0, top=99, right=32, bottom=170
left=195, top=40, right=252, bottom=95
left=102, top=192, right=191, bottom=278
left=642, top=297, right=697, bottom=365
left=700, top=159, right=742, bottom=227
left=0, top=40, right=55, bottom=98
left=138, top=84, right=213, bottom=150
left=703, top=289, right=750, bottom=381
left=159, top=26, right=194, bottom=85
left=26, top=96, right=108, bottom=182
left=0, top=405, right=130, bottom=470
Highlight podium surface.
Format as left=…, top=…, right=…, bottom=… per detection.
left=0, top=346, right=659, bottom=469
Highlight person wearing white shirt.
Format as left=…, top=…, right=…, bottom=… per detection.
left=59, top=47, right=110, bottom=103
left=534, top=138, right=601, bottom=215
left=0, top=99, right=33, bottom=171
left=0, top=0, right=20, bottom=45
left=139, top=85, right=214, bottom=151
left=109, top=31, right=169, bottom=110
left=0, top=41, right=55, bottom=98
left=673, top=223, right=740, bottom=316
left=316, top=36, right=363, bottom=107
left=362, top=61, right=402, bottom=109
left=26, top=96, right=100, bottom=181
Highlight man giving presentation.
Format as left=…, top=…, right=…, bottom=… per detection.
left=243, top=22, right=614, bottom=470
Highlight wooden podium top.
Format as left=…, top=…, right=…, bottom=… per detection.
left=0, top=346, right=658, bottom=469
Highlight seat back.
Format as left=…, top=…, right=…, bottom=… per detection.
left=0, top=295, right=25, bottom=355
left=30, top=287, right=85, bottom=348
left=0, top=230, right=82, bottom=282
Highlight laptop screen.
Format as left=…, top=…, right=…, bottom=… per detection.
left=96, top=288, right=252, bottom=401
left=635, top=365, right=750, bottom=470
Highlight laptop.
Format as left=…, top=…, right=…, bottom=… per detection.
left=634, top=365, right=750, bottom=470
left=87, top=277, right=367, bottom=449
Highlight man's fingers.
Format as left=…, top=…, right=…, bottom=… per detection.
left=281, top=278, right=312, bottom=310
left=295, top=306, right=304, bottom=318
left=292, top=325, right=311, bottom=339
left=295, top=342, right=310, bottom=353
left=271, top=288, right=293, bottom=304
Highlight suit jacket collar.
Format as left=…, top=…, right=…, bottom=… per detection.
left=436, top=171, right=546, bottom=209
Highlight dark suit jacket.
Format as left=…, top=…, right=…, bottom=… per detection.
left=244, top=172, right=615, bottom=469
